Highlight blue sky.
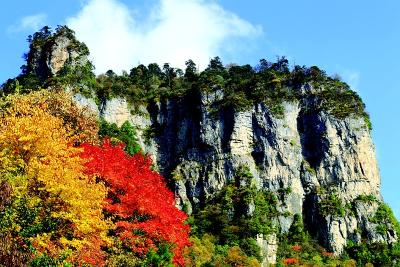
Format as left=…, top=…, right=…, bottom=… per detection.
left=1, top=1, right=399, bottom=216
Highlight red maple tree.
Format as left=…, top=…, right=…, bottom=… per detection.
left=80, top=140, right=190, bottom=265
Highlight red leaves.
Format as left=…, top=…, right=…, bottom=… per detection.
left=80, top=139, right=190, bottom=266
left=322, top=251, right=334, bottom=257
left=291, top=245, right=301, bottom=252
left=283, top=257, right=299, bottom=265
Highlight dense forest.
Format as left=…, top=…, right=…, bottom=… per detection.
left=0, top=26, right=399, bottom=266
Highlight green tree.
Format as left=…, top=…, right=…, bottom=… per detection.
left=99, top=119, right=141, bottom=156
left=184, top=59, right=198, bottom=82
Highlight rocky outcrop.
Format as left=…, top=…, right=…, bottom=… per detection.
left=25, top=26, right=89, bottom=81
left=47, top=35, right=81, bottom=75
left=73, top=88, right=396, bottom=265
left=257, top=234, right=278, bottom=265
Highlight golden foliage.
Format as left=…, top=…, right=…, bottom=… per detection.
left=184, top=235, right=215, bottom=267
left=0, top=89, right=99, bottom=144
left=183, top=234, right=261, bottom=267
left=0, top=91, right=109, bottom=263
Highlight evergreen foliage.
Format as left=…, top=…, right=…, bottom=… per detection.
left=317, top=187, right=346, bottom=218
left=370, top=203, right=400, bottom=236
left=345, top=240, right=400, bottom=267
left=87, top=56, right=370, bottom=125
left=2, top=26, right=95, bottom=96
left=98, top=119, right=141, bottom=156
left=276, top=214, right=362, bottom=266
left=185, top=165, right=280, bottom=265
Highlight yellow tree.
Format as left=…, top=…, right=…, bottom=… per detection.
left=0, top=91, right=109, bottom=265
left=3, top=89, right=100, bottom=144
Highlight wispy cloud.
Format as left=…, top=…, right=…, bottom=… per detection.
left=342, top=70, right=360, bottom=91
left=7, top=14, right=47, bottom=33
left=66, top=0, right=262, bottom=74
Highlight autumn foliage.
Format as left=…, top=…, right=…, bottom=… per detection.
left=283, top=257, right=299, bottom=265
left=0, top=90, right=190, bottom=266
left=291, top=245, right=301, bottom=252
left=81, top=140, right=190, bottom=265
left=0, top=91, right=109, bottom=265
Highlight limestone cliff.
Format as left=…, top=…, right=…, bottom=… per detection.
left=74, top=87, right=396, bottom=265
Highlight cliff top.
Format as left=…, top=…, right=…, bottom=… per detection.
left=1, top=25, right=371, bottom=130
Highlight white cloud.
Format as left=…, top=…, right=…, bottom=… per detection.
left=342, top=70, right=360, bottom=91
left=66, top=0, right=262, bottom=74
left=8, top=14, right=47, bottom=33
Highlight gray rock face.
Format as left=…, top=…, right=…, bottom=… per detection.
left=73, top=89, right=396, bottom=263
left=100, top=97, right=131, bottom=126
left=73, top=93, right=98, bottom=115
left=257, top=233, right=278, bottom=266
left=26, top=27, right=89, bottom=81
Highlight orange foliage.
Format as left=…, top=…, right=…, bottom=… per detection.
left=0, top=91, right=191, bottom=265
left=283, top=257, right=299, bottom=265
left=292, top=245, right=302, bottom=252
left=322, top=251, right=334, bottom=257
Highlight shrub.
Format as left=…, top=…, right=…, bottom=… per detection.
left=370, top=203, right=400, bottom=235
left=318, top=188, right=346, bottom=217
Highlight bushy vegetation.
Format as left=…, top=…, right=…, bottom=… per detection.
left=345, top=201, right=400, bottom=266
left=276, top=214, right=359, bottom=266
left=183, top=165, right=280, bottom=265
left=317, top=187, right=346, bottom=218
left=184, top=175, right=400, bottom=267
left=81, top=140, right=190, bottom=266
left=0, top=91, right=109, bottom=265
left=2, top=26, right=96, bottom=96
left=82, top=56, right=368, bottom=123
left=0, top=88, right=396, bottom=267
left=370, top=203, right=400, bottom=236
left=183, top=234, right=260, bottom=267
left=355, top=194, right=378, bottom=203
left=345, top=240, right=400, bottom=267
